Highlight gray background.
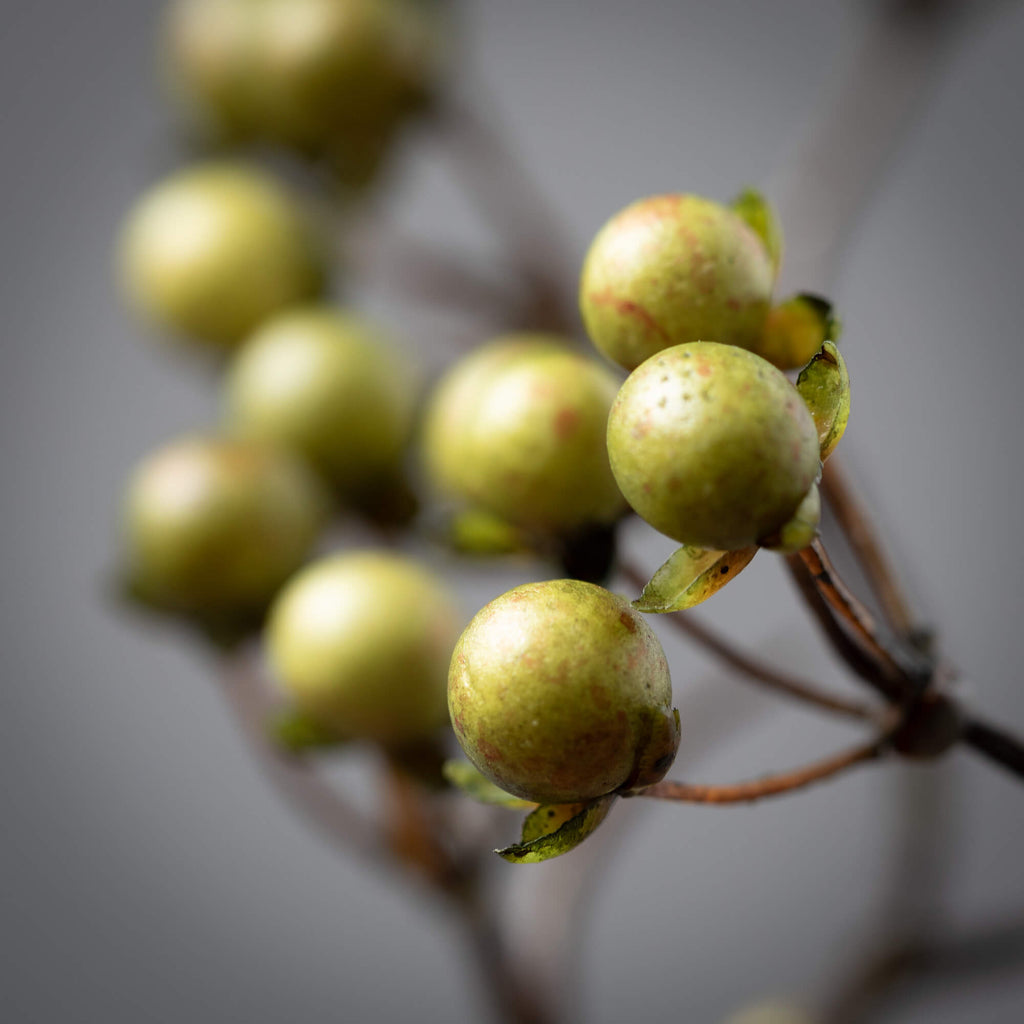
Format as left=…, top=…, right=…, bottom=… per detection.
left=2, top=1, right=1023, bottom=1022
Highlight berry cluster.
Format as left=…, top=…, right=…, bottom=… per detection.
left=118, top=3, right=848, bottom=862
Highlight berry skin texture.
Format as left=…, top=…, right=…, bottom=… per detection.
left=421, top=335, right=626, bottom=533
left=449, top=580, right=680, bottom=805
left=124, top=436, right=325, bottom=615
left=607, top=341, right=820, bottom=551
left=224, top=306, right=417, bottom=497
left=119, top=163, right=325, bottom=348
left=579, top=194, right=774, bottom=371
left=267, top=551, right=463, bottom=744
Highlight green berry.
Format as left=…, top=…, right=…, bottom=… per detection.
left=123, top=435, right=325, bottom=615
left=607, top=342, right=820, bottom=551
left=579, top=194, right=774, bottom=370
left=449, top=579, right=679, bottom=805
left=224, top=306, right=417, bottom=497
left=163, top=0, right=264, bottom=142
left=253, top=0, right=438, bottom=151
left=267, top=551, right=463, bottom=744
left=421, top=335, right=626, bottom=533
left=119, top=163, right=326, bottom=348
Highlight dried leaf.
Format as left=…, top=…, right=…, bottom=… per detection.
left=632, top=545, right=758, bottom=613
left=497, top=795, right=617, bottom=864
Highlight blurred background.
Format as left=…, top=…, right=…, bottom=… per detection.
left=2, top=1, right=1023, bottom=1022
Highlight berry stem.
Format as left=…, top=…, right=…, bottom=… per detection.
left=618, top=556, right=877, bottom=722
left=636, top=731, right=893, bottom=805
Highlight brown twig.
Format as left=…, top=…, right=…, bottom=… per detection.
left=618, top=556, right=877, bottom=722
left=431, top=92, right=575, bottom=335
left=219, top=647, right=384, bottom=864
left=820, top=457, right=919, bottom=640
left=961, top=716, right=1024, bottom=782
left=637, top=731, right=892, bottom=805
left=220, top=650, right=562, bottom=1024
left=794, top=540, right=931, bottom=693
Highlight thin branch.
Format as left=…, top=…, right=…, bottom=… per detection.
left=218, top=648, right=384, bottom=864
left=784, top=548, right=898, bottom=697
left=823, top=914, right=1024, bottom=1024
left=773, top=0, right=971, bottom=294
left=431, top=92, right=575, bottom=334
left=795, top=540, right=931, bottom=692
left=962, top=716, right=1024, bottom=782
left=618, top=556, right=877, bottom=722
left=637, top=732, right=891, bottom=805
left=821, top=456, right=919, bottom=641
left=351, top=220, right=523, bottom=318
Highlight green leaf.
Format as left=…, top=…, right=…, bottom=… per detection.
left=442, top=761, right=535, bottom=808
left=796, top=340, right=850, bottom=461
left=271, top=709, right=348, bottom=753
left=448, top=508, right=529, bottom=556
left=730, top=188, right=783, bottom=279
left=497, top=795, right=617, bottom=864
left=632, top=545, right=758, bottom=613
left=761, top=293, right=842, bottom=371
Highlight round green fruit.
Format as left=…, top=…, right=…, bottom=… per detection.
left=253, top=0, right=439, bottom=150
left=225, top=306, right=417, bottom=497
left=119, top=163, right=326, bottom=348
left=579, top=194, right=774, bottom=370
left=163, top=0, right=264, bottom=141
left=449, top=579, right=679, bottom=805
left=123, top=435, right=325, bottom=615
left=421, top=335, right=626, bottom=533
left=607, top=341, right=820, bottom=551
left=267, top=551, right=463, bottom=744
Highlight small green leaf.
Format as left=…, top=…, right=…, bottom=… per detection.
left=761, top=294, right=842, bottom=371
left=497, top=795, right=617, bottom=864
left=796, top=340, right=850, bottom=461
left=730, top=188, right=783, bottom=279
left=759, top=483, right=821, bottom=553
left=442, top=761, right=535, bottom=808
left=271, top=709, right=348, bottom=753
left=448, top=508, right=529, bottom=556
left=632, top=545, right=758, bottom=613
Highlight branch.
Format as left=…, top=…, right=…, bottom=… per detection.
left=218, top=648, right=385, bottom=864
left=431, top=92, right=575, bottom=334
left=618, top=556, right=877, bottom=722
left=637, top=732, right=891, bottom=805
left=962, top=716, right=1024, bottom=782
left=791, top=540, right=931, bottom=696
left=820, top=456, right=920, bottom=641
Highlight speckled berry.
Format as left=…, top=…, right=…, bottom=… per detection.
left=607, top=341, right=820, bottom=551
left=579, top=194, right=774, bottom=370
left=225, top=306, right=417, bottom=497
left=123, top=435, right=326, bottom=615
left=267, top=551, right=463, bottom=744
left=449, top=579, right=679, bottom=805
left=421, top=335, right=626, bottom=533
left=119, top=163, right=325, bottom=348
